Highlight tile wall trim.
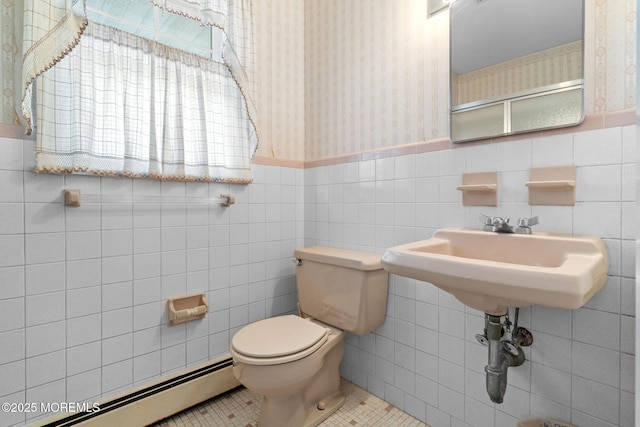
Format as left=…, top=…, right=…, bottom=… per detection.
left=303, top=109, right=636, bottom=168
left=0, top=124, right=34, bottom=140
left=304, top=138, right=451, bottom=168
left=2, top=109, right=635, bottom=170
left=251, top=156, right=305, bottom=169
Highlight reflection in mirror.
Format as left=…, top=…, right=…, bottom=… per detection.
left=450, top=0, right=585, bottom=143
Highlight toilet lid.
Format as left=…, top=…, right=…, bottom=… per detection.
left=231, top=315, right=329, bottom=359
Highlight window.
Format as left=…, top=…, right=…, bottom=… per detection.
left=86, top=0, right=223, bottom=60
left=26, top=0, right=257, bottom=183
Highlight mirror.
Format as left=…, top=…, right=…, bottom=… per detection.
left=450, top=0, right=585, bottom=143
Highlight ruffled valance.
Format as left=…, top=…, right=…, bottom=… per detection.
left=36, top=21, right=255, bottom=183
left=22, top=0, right=256, bottom=144
left=21, top=0, right=88, bottom=134
left=22, top=0, right=257, bottom=183
left=150, top=0, right=257, bottom=141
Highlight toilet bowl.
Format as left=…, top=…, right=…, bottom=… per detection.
left=229, top=246, right=389, bottom=427
left=230, top=315, right=345, bottom=427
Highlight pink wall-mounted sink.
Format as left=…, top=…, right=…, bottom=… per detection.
left=381, top=228, right=608, bottom=315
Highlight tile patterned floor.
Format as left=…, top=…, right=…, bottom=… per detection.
left=152, top=379, right=429, bottom=427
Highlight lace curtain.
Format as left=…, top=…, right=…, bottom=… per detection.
left=150, top=0, right=257, bottom=123
left=22, top=0, right=87, bottom=133
left=22, top=0, right=257, bottom=183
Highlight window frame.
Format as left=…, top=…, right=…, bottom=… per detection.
left=86, top=0, right=224, bottom=62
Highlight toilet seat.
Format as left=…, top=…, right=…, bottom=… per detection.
left=231, top=315, right=330, bottom=366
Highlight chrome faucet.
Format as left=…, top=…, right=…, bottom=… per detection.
left=514, top=216, right=539, bottom=234
left=479, top=214, right=538, bottom=234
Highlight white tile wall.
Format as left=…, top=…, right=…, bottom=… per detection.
left=0, top=138, right=303, bottom=427
left=307, top=126, right=636, bottom=427
left=0, top=125, right=635, bottom=427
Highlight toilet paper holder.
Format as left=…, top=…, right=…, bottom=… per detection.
left=167, top=294, right=209, bottom=325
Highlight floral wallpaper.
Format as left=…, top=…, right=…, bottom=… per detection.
left=304, top=0, right=637, bottom=161
left=253, top=0, right=306, bottom=161
left=1, top=0, right=636, bottom=161
left=1, top=0, right=22, bottom=125
left=585, top=0, right=636, bottom=113
left=304, top=0, right=427, bottom=160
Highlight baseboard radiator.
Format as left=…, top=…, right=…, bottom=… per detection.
left=31, top=356, right=240, bottom=427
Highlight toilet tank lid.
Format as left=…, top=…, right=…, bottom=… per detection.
left=294, top=246, right=383, bottom=271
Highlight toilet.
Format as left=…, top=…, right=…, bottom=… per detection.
left=229, top=246, right=389, bottom=427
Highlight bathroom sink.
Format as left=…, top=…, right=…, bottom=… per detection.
left=381, top=228, right=608, bottom=315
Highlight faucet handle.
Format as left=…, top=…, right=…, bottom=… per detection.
left=479, top=214, right=494, bottom=225
left=517, top=216, right=539, bottom=227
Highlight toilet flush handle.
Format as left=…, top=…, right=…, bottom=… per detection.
left=292, top=257, right=302, bottom=266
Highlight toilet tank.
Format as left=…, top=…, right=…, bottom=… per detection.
left=294, top=246, right=389, bottom=335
